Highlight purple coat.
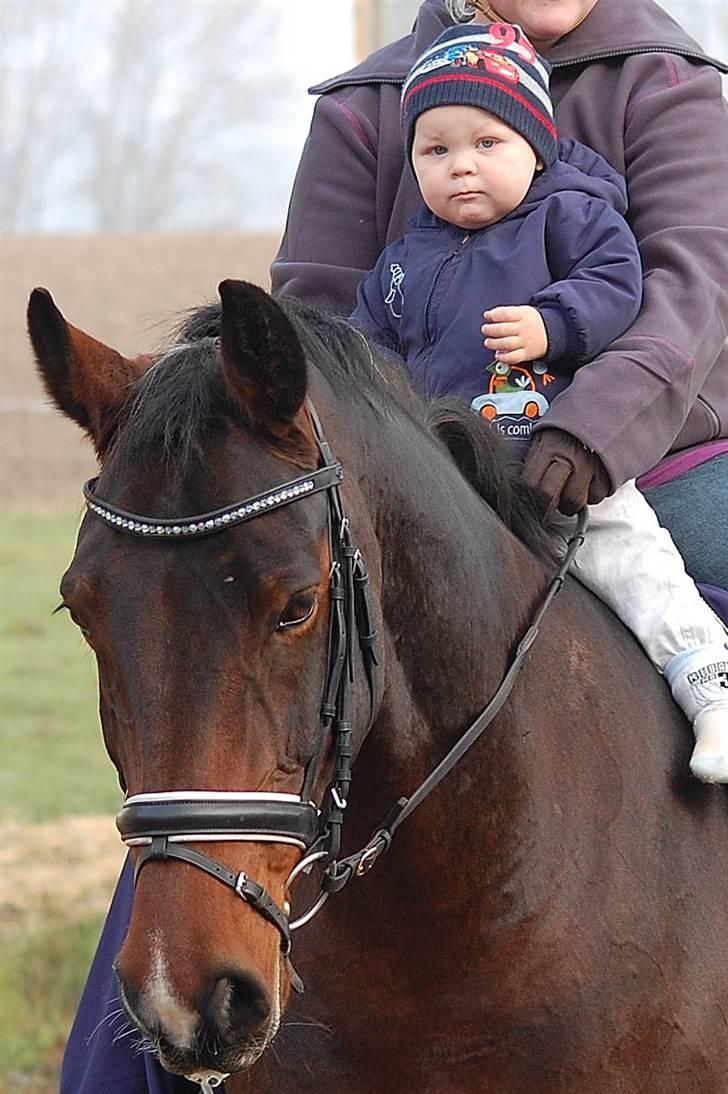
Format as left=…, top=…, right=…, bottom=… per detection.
left=272, top=0, right=728, bottom=490
left=351, top=139, right=642, bottom=450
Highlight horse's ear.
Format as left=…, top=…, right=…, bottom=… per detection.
left=27, top=288, right=146, bottom=455
left=218, top=279, right=308, bottom=425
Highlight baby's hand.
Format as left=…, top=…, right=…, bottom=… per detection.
left=482, top=305, right=548, bottom=365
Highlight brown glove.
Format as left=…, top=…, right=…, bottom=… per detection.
left=522, top=427, right=611, bottom=520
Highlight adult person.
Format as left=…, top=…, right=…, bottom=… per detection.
left=350, top=20, right=727, bottom=779
left=272, top=0, right=728, bottom=592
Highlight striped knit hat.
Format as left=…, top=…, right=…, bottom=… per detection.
left=402, top=23, right=557, bottom=167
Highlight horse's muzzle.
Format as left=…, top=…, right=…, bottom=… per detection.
left=117, top=961, right=277, bottom=1076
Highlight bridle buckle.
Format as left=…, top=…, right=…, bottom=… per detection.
left=355, top=844, right=382, bottom=876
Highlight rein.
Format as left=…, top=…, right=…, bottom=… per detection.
left=324, top=504, right=588, bottom=895
left=84, top=402, right=585, bottom=993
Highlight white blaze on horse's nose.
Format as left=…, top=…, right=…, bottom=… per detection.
left=146, top=937, right=199, bottom=1050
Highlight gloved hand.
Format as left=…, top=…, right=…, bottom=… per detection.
left=522, top=427, right=611, bottom=520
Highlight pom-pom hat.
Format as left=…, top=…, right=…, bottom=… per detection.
left=402, top=23, right=558, bottom=167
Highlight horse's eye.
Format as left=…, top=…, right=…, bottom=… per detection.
left=277, top=592, right=317, bottom=631
left=74, top=618, right=94, bottom=646
left=56, top=602, right=94, bottom=645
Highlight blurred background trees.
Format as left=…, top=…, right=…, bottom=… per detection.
left=1, top=0, right=306, bottom=231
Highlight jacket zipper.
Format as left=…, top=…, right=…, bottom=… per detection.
left=424, top=234, right=471, bottom=344
left=697, top=394, right=721, bottom=438
left=312, top=46, right=727, bottom=94
left=550, top=46, right=727, bottom=70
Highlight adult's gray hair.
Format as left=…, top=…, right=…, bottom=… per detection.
left=445, top=0, right=478, bottom=22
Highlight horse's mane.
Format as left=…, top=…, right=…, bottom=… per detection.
left=425, top=399, right=554, bottom=561
left=112, top=298, right=552, bottom=559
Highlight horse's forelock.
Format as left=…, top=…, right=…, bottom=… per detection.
left=111, top=337, right=230, bottom=474
left=109, top=299, right=392, bottom=474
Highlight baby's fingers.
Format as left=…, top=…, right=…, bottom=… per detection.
left=483, top=306, right=525, bottom=324
left=484, top=334, right=523, bottom=352
left=481, top=320, right=521, bottom=339
left=493, top=347, right=529, bottom=365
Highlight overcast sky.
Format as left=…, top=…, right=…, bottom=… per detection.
left=278, top=0, right=355, bottom=136
left=247, top=1, right=357, bottom=229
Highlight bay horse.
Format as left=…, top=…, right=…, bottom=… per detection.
left=29, top=281, right=727, bottom=1093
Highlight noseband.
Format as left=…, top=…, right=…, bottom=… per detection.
left=84, top=401, right=586, bottom=994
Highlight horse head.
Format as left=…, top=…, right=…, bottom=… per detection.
left=28, top=281, right=383, bottom=1079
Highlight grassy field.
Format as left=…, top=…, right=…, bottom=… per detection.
left=1, top=511, right=121, bottom=821
left=0, top=919, right=105, bottom=1093
left=1, top=512, right=121, bottom=1092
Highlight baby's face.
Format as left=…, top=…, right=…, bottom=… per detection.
left=412, top=105, right=540, bottom=231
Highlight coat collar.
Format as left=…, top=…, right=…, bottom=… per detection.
left=546, top=0, right=727, bottom=70
left=310, top=0, right=726, bottom=95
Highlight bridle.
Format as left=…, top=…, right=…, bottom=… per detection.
left=83, top=400, right=586, bottom=993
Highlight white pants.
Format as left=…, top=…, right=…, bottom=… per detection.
left=550, top=480, right=727, bottom=672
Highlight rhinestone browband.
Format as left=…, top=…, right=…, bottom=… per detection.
left=82, top=463, right=344, bottom=539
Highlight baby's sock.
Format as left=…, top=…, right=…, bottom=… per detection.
left=665, top=644, right=728, bottom=784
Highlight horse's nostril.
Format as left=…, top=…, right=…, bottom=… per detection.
left=205, top=970, right=270, bottom=1039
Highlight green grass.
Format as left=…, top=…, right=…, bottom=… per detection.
left=0, top=513, right=122, bottom=1091
left=0, top=511, right=120, bottom=822
left=0, top=915, right=106, bottom=1092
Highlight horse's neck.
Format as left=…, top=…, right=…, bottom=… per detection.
left=323, top=461, right=557, bottom=1036
left=375, top=427, right=546, bottom=736
left=355, top=420, right=550, bottom=916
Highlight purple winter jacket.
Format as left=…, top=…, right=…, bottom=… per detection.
left=271, top=0, right=728, bottom=490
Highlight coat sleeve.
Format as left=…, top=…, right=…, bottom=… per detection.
left=533, top=193, right=642, bottom=371
left=270, top=89, right=384, bottom=314
left=537, top=56, right=728, bottom=487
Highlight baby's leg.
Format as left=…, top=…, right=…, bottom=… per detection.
left=550, top=480, right=728, bottom=783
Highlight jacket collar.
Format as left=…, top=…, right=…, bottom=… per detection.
left=546, top=0, right=727, bottom=70
left=310, top=0, right=726, bottom=94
